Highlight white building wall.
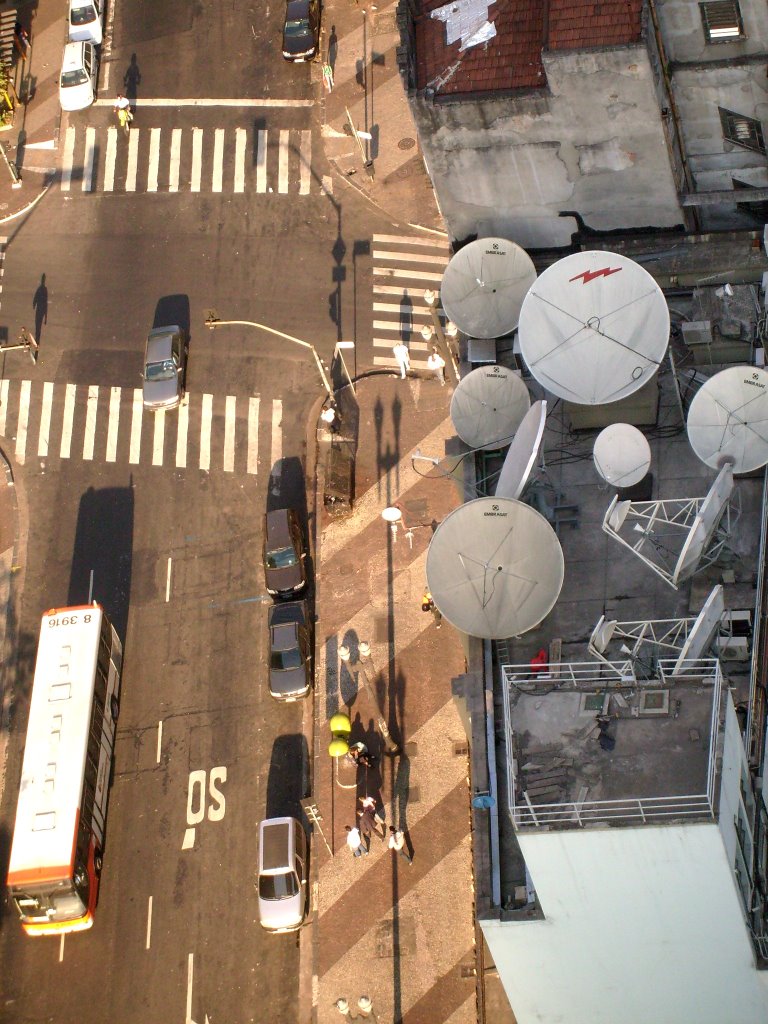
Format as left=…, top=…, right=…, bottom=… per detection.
left=482, top=824, right=768, bottom=1024
left=655, top=0, right=768, bottom=63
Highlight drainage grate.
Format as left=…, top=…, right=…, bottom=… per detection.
left=453, top=740, right=469, bottom=757
left=398, top=137, right=416, bottom=151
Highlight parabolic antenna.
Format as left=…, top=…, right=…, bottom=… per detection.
left=593, top=423, right=651, bottom=487
left=672, top=585, right=725, bottom=674
left=495, top=400, right=547, bottom=500
left=517, top=250, right=670, bottom=405
left=440, top=238, right=537, bottom=339
left=673, top=464, right=734, bottom=585
left=425, top=496, right=564, bottom=639
left=686, top=366, right=768, bottom=473
left=450, top=366, right=530, bottom=450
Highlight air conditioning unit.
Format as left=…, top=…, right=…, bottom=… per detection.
left=681, top=320, right=713, bottom=346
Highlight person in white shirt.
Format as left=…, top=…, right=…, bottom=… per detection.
left=392, top=342, right=410, bottom=379
left=426, top=346, right=446, bottom=385
left=345, top=824, right=369, bottom=857
left=388, top=826, right=412, bottom=864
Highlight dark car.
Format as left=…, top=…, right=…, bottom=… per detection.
left=268, top=601, right=311, bottom=701
left=142, top=325, right=187, bottom=411
left=282, top=0, right=320, bottom=62
left=263, top=508, right=307, bottom=597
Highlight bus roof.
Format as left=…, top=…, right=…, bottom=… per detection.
left=7, top=607, right=104, bottom=887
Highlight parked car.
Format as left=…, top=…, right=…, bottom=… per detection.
left=263, top=508, right=307, bottom=597
left=268, top=601, right=311, bottom=701
left=257, top=817, right=308, bottom=932
left=59, top=40, right=97, bottom=112
left=68, top=0, right=104, bottom=43
left=142, top=326, right=187, bottom=411
left=282, top=0, right=320, bottom=62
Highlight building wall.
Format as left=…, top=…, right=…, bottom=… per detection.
left=481, top=823, right=768, bottom=1024
left=655, top=0, right=768, bottom=63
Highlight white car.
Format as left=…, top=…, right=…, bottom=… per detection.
left=59, top=41, right=97, bottom=112
left=68, top=0, right=104, bottom=44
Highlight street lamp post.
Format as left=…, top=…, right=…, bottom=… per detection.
left=339, top=643, right=399, bottom=755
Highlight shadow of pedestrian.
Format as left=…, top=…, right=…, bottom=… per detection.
left=399, top=292, right=412, bottom=342
left=32, top=273, right=47, bottom=346
left=328, top=25, right=338, bottom=73
left=124, top=53, right=141, bottom=108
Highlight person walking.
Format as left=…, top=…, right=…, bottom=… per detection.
left=388, top=826, right=412, bottom=864
left=421, top=588, right=442, bottom=629
left=345, top=824, right=369, bottom=857
left=426, top=346, right=446, bottom=385
left=359, top=794, right=385, bottom=831
left=114, top=94, right=133, bottom=135
left=392, top=341, right=410, bottom=379
left=358, top=801, right=385, bottom=843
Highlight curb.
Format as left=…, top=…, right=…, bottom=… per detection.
left=0, top=180, right=52, bottom=225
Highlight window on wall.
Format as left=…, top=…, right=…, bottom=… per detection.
left=700, top=1, right=745, bottom=41
left=720, top=108, right=766, bottom=153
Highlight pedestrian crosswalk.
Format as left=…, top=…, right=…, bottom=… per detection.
left=370, top=233, right=451, bottom=370
left=59, top=124, right=317, bottom=196
left=0, top=378, right=283, bottom=475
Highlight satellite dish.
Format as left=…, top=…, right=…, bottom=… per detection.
left=673, top=464, right=734, bottom=584
left=425, top=496, right=564, bottom=639
left=589, top=615, right=617, bottom=655
left=593, top=423, right=652, bottom=487
left=517, top=250, right=670, bottom=405
left=450, top=366, right=530, bottom=450
left=671, top=585, right=725, bottom=673
left=686, top=366, right=768, bottom=473
left=495, top=401, right=547, bottom=500
left=440, top=238, right=537, bottom=339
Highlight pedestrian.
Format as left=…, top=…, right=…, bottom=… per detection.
left=426, top=346, right=446, bottom=385
left=421, top=588, right=442, bottom=629
left=358, top=802, right=385, bottom=843
left=388, top=826, right=412, bottom=864
left=345, top=824, right=369, bottom=857
left=359, top=795, right=385, bottom=831
left=346, top=741, right=374, bottom=769
left=392, top=342, right=410, bottom=379
left=320, top=403, right=340, bottom=433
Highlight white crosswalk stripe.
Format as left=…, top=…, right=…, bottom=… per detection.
left=0, top=381, right=284, bottom=475
left=370, top=233, right=451, bottom=370
left=58, top=126, right=316, bottom=195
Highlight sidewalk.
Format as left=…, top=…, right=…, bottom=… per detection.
left=312, top=374, right=476, bottom=1024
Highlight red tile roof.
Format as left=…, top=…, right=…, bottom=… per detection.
left=548, top=0, right=644, bottom=51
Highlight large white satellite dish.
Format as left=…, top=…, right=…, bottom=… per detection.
left=671, top=584, right=725, bottom=674
left=450, top=366, right=530, bottom=450
left=495, top=400, right=547, bottom=500
left=440, top=238, right=537, bottom=339
left=426, top=496, right=564, bottom=639
left=686, top=366, right=768, bottom=473
left=674, top=464, right=734, bottom=584
left=517, top=250, right=670, bottom=405
left=593, top=423, right=651, bottom=488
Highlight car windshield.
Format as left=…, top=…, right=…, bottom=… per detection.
left=145, top=359, right=176, bottom=382
left=61, top=69, right=88, bottom=87
left=71, top=5, right=96, bottom=24
left=271, top=646, right=303, bottom=671
left=284, top=18, right=309, bottom=36
left=266, top=546, right=297, bottom=569
left=259, top=871, right=298, bottom=900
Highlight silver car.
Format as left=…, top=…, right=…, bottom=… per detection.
left=142, top=326, right=187, bottom=411
left=257, top=817, right=308, bottom=932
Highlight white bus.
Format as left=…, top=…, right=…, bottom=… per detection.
left=6, top=604, right=122, bottom=935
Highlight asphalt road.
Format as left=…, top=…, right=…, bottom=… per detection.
left=0, top=0, right=395, bottom=1020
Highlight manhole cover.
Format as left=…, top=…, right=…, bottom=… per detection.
left=398, top=137, right=416, bottom=151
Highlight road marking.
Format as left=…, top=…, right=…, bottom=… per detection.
left=129, top=389, right=143, bottom=464
left=223, top=395, right=236, bottom=472
left=271, top=399, right=282, bottom=480
left=165, top=558, right=172, bottom=602
left=372, top=249, right=450, bottom=264
left=61, top=126, right=75, bottom=191
left=278, top=129, right=289, bottom=194
left=15, top=379, right=30, bottom=463
left=169, top=128, right=182, bottom=192
left=106, top=386, right=120, bottom=462
left=374, top=283, right=432, bottom=297
left=372, top=232, right=449, bottom=247
left=146, top=896, right=153, bottom=950
left=256, top=129, right=267, bottom=193
left=176, top=399, right=188, bottom=467
left=156, top=719, right=163, bottom=762
left=374, top=301, right=433, bottom=316
left=104, top=126, right=117, bottom=191
left=247, top=396, right=260, bottom=475
left=147, top=128, right=161, bottom=192
left=88, top=569, right=94, bottom=603
left=373, top=266, right=443, bottom=282
left=94, top=97, right=313, bottom=107
left=38, top=381, right=54, bottom=457
left=200, top=393, right=212, bottom=471
left=0, top=378, right=8, bottom=435
left=59, top=933, right=65, bottom=962
left=125, top=129, right=139, bottom=191
left=212, top=128, right=224, bottom=192
left=152, top=409, right=165, bottom=466
left=299, top=129, right=311, bottom=195
left=234, top=128, right=246, bottom=193
left=83, top=385, right=98, bottom=460
left=82, top=127, right=96, bottom=192
left=191, top=128, right=203, bottom=192
left=60, top=384, right=76, bottom=458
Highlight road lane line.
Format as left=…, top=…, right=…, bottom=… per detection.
left=212, top=128, right=224, bottom=192
left=373, top=267, right=443, bottom=282
left=256, top=129, right=267, bottom=193
left=234, top=128, right=246, bottom=193
left=156, top=720, right=163, bottom=762
left=106, top=386, right=121, bottom=462
left=299, top=129, right=311, bottom=195
left=15, top=380, right=30, bottom=464
left=200, top=393, right=212, bottom=471
left=223, top=395, right=236, bottom=472
left=104, top=126, right=117, bottom=191
left=82, top=127, right=96, bottom=191
left=186, top=955, right=194, bottom=1024
left=176, top=399, right=188, bottom=467
left=152, top=410, right=165, bottom=465
left=0, top=379, right=9, bottom=435
left=60, top=384, right=76, bottom=458
left=165, top=559, right=172, bottom=603
left=372, top=249, right=450, bottom=264
left=278, top=130, right=289, bottom=193
left=125, top=129, right=139, bottom=191
left=129, top=389, right=143, bottom=464
left=191, top=128, right=203, bottom=192
left=372, top=233, right=449, bottom=247
left=270, top=399, right=282, bottom=480
left=169, top=128, right=182, bottom=192
left=146, top=896, right=153, bottom=950
left=247, top=396, right=260, bottom=475
left=83, top=385, right=98, bottom=460
left=59, top=933, right=65, bottom=962
left=147, top=128, right=161, bottom=191
left=61, top=126, right=75, bottom=191
left=38, top=381, right=54, bottom=457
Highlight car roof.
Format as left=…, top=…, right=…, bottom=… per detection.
left=145, top=327, right=179, bottom=363
left=268, top=600, right=307, bottom=628
left=265, top=508, right=294, bottom=546
left=62, top=41, right=87, bottom=70
left=259, top=817, right=295, bottom=872
left=286, top=0, right=310, bottom=16
left=271, top=622, right=300, bottom=652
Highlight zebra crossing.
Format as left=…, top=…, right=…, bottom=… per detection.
left=59, top=124, right=318, bottom=196
left=0, top=378, right=283, bottom=475
left=371, top=232, right=451, bottom=370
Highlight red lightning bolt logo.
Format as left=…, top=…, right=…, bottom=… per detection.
left=569, top=266, right=623, bottom=284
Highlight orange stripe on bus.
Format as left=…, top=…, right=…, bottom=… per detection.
left=43, top=604, right=103, bottom=615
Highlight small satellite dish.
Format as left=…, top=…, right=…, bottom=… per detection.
left=593, top=423, right=652, bottom=487
left=450, top=366, right=531, bottom=450
left=440, top=238, right=537, bottom=339
left=381, top=507, right=402, bottom=523
left=686, top=366, right=768, bottom=473
left=671, top=585, right=725, bottom=674
left=425, top=496, right=564, bottom=639
left=495, top=401, right=547, bottom=500
left=517, top=250, right=670, bottom=405
left=674, top=464, right=734, bottom=584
